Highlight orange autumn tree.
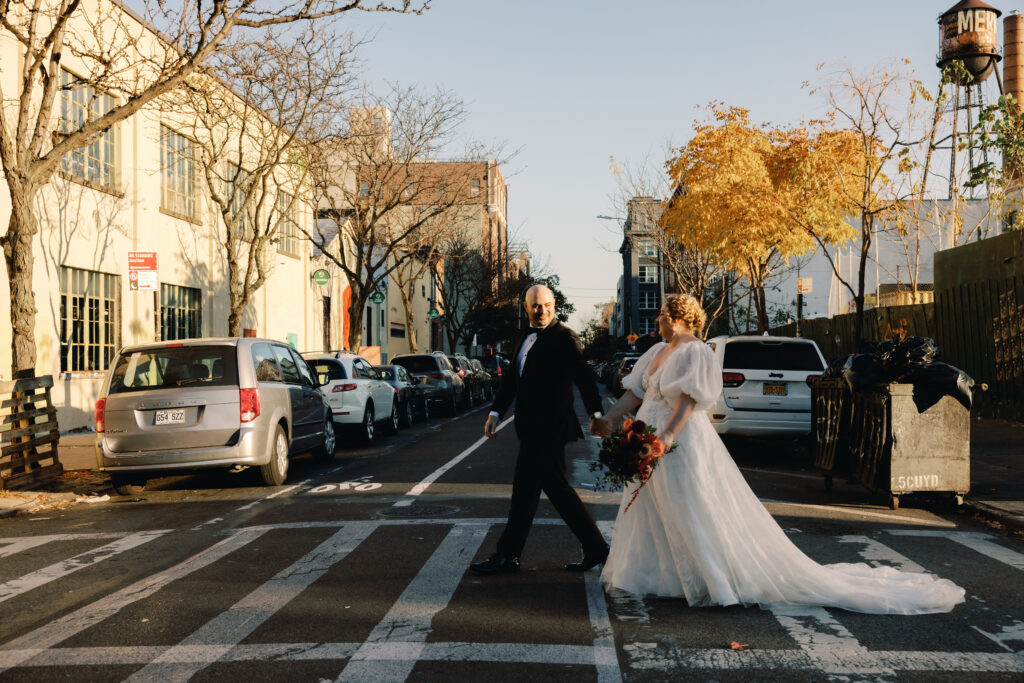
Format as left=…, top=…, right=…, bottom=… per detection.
left=664, top=105, right=861, bottom=333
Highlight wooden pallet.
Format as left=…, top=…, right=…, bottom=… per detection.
left=0, top=375, right=63, bottom=490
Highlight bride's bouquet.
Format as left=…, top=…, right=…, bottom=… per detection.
left=590, top=418, right=675, bottom=513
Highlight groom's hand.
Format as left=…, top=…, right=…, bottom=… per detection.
left=590, top=417, right=611, bottom=437
left=484, top=414, right=499, bottom=439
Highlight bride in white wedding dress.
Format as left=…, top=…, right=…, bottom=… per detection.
left=592, top=294, right=964, bottom=615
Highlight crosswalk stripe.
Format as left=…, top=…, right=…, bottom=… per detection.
left=585, top=572, right=623, bottom=682
left=124, top=523, right=377, bottom=682
left=0, top=533, right=128, bottom=559
left=0, top=531, right=170, bottom=604
left=837, top=535, right=927, bottom=573
left=0, top=527, right=267, bottom=673
left=771, top=606, right=896, bottom=679
left=335, top=522, right=489, bottom=682
left=886, top=530, right=1024, bottom=572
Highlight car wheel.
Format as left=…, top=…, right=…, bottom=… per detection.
left=386, top=400, right=400, bottom=434
left=111, top=474, right=145, bottom=496
left=400, top=398, right=414, bottom=428
left=313, top=418, right=336, bottom=462
left=447, top=392, right=458, bottom=416
left=421, top=398, right=430, bottom=421
left=259, top=425, right=289, bottom=486
left=360, top=404, right=375, bottom=445
left=465, top=387, right=475, bottom=409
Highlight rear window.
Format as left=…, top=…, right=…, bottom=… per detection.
left=376, top=367, right=395, bottom=380
left=723, top=341, right=824, bottom=371
left=310, top=360, right=347, bottom=383
left=108, top=345, right=237, bottom=394
left=476, top=357, right=499, bottom=370
left=393, top=356, right=440, bottom=373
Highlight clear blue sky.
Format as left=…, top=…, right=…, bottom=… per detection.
left=340, top=1, right=990, bottom=328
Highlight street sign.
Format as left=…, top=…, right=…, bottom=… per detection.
left=370, top=291, right=385, bottom=304
left=797, top=277, right=813, bottom=295
left=312, top=269, right=330, bottom=286
left=428, top=308, right=440, bottom=319
left=128, top=251, right=157, bottom=292
left=627, top=332, right=639, bottom=344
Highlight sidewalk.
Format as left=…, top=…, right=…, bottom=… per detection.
left=2, top=420, right=1023, bottom=526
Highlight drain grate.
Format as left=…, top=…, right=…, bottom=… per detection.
left=379, top=504, right=458, bottom=518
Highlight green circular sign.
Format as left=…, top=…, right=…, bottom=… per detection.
left=370, top=291, right=385, bottom=304
left=312, top=269, right=330, bottom=286
left=428, top=307, right=440, bottom=319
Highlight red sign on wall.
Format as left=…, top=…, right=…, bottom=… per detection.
left=128, top=251, right=158, bottom=292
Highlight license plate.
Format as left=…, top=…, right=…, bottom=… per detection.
left=763, top=383, right=787, bottom=396
left=154, top=409, right=186, bottom=425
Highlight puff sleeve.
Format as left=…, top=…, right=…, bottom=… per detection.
left=658, top=341, right=723, bottom=411
left=620, top=342, right=666, bottom=399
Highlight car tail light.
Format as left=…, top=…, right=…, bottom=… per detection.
left=332, top=383, right=358, bottom=392
left=457, top=368, right=467, bottom=377
left=94, top=398, right=106, bottom=433
left=712, top=414, right=726, bottom=420
left=239, top=388, right=261, bottom=422
left=496, top=366, right=502, bottom=376
left=426, top=372, right=446, bottom=380
left=805, top=374, right=822, bottom=386
left=722, top=372, right=745, bottom=387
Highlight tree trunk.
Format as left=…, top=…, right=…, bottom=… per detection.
left=3, top=191, right=40, bottom=375
left=853, top=213, right=873, bottom=348
left=398, top=286, right=418, bottom=353
left=346, top=293, right=367, bottom=353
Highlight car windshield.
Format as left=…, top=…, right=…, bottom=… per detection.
left=393, top=356, right=438, bottom=373
left=108, top=345, right=238, bottom=393
left=724, top=341, right=824, bottom=371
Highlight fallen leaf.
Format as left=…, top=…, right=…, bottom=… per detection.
left=729, top=641, right=748, bottom=651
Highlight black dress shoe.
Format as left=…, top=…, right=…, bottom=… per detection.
left=469, top=554, right=520, bottom=575
left=565, top=548, right=609, bottom=572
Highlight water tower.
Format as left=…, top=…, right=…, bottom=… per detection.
left=936, top=0, right=1002, bottom=198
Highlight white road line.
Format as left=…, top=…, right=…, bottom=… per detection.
left=837, top=535, right=928, bottom=573
left=335, top=523, right=489, bottom=682
left=126, top=522, right=377, bottom=682
left=0, top=533, right=128, bottom=559
left=234, top=481, right=307, bottom=512
left=886, top=530, right=1024, bottom=571
left=759, top=499, right=957, bottom=528
left=393, top=417, right=514, bottom=507
left=0, top=527, right=267, bottom=673
left=0, top=530, right=169, bottom=604
left=770, top=606, right=895, bottom=679
left=585, top=571, right=623, bottom=682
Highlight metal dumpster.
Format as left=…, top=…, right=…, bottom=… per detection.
left=811, top=380, right=970, bottom=509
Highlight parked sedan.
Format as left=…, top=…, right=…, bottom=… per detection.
left=392, top=352, right=465, bottom=416
left=705, top=335, right=826, bottom=438
left=374, top=364, right=430, bottom=427
left=612, top=356, right=641, bottom=396
left=473, top=354, right=508, bottom=394
left=95, top=338, right=335, bottom=495
left=304, top=351, right=399, bottom=445
left=468, top=358, right=495, bottom=402
left=448, top=353, right=484, bottom=409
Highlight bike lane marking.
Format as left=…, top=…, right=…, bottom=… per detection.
left=393, top=416, right=514, bottom=507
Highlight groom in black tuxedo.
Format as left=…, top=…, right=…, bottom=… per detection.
left=469, top=284, right=609, bottom=575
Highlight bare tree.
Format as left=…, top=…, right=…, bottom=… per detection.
left=303, top=84, right=482, bottom=353
left=0, top=0, right=426, bottom=376
left=159, top=27, right=355, bottom=335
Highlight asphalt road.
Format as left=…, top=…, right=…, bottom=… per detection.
left=1, top=392, right=1023, bottom=682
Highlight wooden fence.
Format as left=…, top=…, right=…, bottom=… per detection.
left=0, top=375, right=63, bottom=490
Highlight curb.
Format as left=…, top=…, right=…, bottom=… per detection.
left=963, top=499, right=1024, bottom=532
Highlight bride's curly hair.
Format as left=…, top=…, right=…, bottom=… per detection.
left=665, top=293, right=707, bottom=333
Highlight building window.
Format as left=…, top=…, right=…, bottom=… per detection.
left=390, top=323, right=406, bottom=338
left=160, top=125, right=196, bottom=219
left=359, top=180, right=369, bottom=198
left=276, top=191, right=299, bottom=257
left=60, top=69, right=117, bottom=187
left=404, top=181, right=415, bottom=198
left=639, top=317, right=658, bottom=335
left=60, top=266, right=119, bottom=372
left=470, top=178, right=481, bottom=197
left=226, top=162, right=252, bottom=239
left=422, top=285, right=426, bottom=298
left=638, top=265, right=659, bottom=283
left=635, top=238, right=657, bottom=257
left=160, top=283, right=201, bottom=340
left=639, top=291, right=659, bottom=309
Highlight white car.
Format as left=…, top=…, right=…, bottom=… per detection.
left=705, top=335, right=826, bottom=438
left=303, top=352, right=399, bottom=445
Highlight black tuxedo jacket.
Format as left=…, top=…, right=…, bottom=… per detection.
left=491, top=321, right=603, bottom=445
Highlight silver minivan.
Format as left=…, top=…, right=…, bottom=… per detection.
left=95, top=338, right=335, bottom=495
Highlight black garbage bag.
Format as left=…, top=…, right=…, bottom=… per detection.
left=873, top=336, right=941, bottom=382
left=909, top=363, right=975, bottom=412
left=830, top=353, right=879, bottom=392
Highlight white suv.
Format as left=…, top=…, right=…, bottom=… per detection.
left=705, top=335, right=825, bottom=437
left=303, top=352, right=398, bottom=445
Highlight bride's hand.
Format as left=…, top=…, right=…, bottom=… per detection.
left=656, top=431, right=674, bottom=448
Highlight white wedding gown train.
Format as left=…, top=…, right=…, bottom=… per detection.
left=600, top=341, right=965, bottom=615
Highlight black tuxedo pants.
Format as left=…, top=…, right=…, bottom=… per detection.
left=495, top=438, right=608, bottom=559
